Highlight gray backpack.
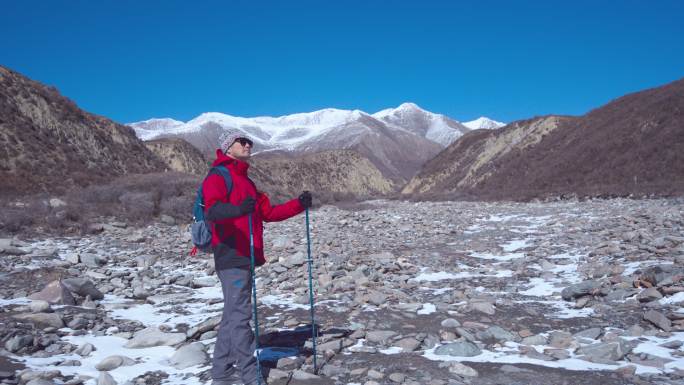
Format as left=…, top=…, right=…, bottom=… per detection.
left=190, top=165, right=233, bottom=254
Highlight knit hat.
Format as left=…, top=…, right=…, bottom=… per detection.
left=220, top=133, right=252, bottom=153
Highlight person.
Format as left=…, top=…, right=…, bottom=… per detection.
left=202, top=134, right=312, bottom=385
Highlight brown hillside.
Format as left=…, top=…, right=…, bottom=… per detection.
left=0, top=66, right=165, bottom=196
left=404, top=78, right=684, bottom=200
left=145, top=138, right=208, bottom=175
left=249, top=150, right=396, bottom=203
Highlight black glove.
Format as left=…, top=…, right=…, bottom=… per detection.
left=238, top=196, right=256, bottom=215
left=299, top=191, right=312, bottom=209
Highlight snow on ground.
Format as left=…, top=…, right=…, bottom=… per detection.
left=14, top=334, right=203, bottom=385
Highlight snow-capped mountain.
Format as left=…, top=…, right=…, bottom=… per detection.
left=127, top=105, right=503, bottom=181
left=372, top=102, right=470, bottom=146
left=130, top=109, right=370, bottom=149
left=463, top=117, right=506, bottom=130
left=129, top=118, right=185, bottom=140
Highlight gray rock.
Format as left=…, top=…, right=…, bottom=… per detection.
left=365, top=330, right=397, bottom=344
left=192, top=276, right=217, bottom=288
left=124, top=327, right=186, bottom=348
left=135, top=255, right=159, bottom=268
left=485, top=325, right=520, bottom=343
left=65, top=252, right=80, bottom=264
left=367, top=290, right=386, bottom=306
left=644, top=310, right=672, bottom=331
left=469, top=300, right=495, bottom=315
left=29, top=300, right=51, bottom=313
left=26, top=379, right=54, bottom=385
left=28, top=280, right=76, bottom=305
left=521, top=335, right=547, bottom=346
left=5, top=335, right=34, bottom=352
left=389, top=373, right=405, bottom=383
left=573, top=328, right=602, bottom=340
left=637, top=287, right=663, bottom=302
left=561, top=280, right=602, bottom=301
left=187, top=315, right=221, bottom=338
left=640, top=265, right=684, bottom=287
left=268, top=368, right=290, bottom=380
left=548, top=331, right=574, bottom=349
left=0, top=238, right=28, bottom=255
left=132, top=286, right=150, bottom=299
left=160, top=214, right=176, bottom=225
left=440, top=318, right=461, bottom=328
left=316, top=339, right=342, bottom=353
left=576, top=340, right=633, bottom=362
left=80, top=252, right=107, bottom=268
left=95, top=355, right=135, bottom=371
left=448, top=362, right=478, bottom=377
left=394, top=337, right=421, bottom=352
left=62, top=278, right=104, bottom=300
left=75, top=343, right=96, bottom=357
left=291, top=370, right=320, bottom=380
left=434, top=340, right=482, bottom=357
left=67, top=317, right=89, bottom=329
left=169, top=343, right=208, bottom=369
left=281, top=252, right=306, bottom=268
left=98, top=371, right=117, bottom=385
left=455, top=328, right=476, bottom=342
left=367, top=369, right=384, bottom=379
left=19, top=370, right=61, bottom=383
left=14, top=313, right=64, bottom=328
left=199, top=331, right=217, bottom=341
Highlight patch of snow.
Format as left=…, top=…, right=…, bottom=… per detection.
left=379, top=346, right=403, bottom=355
left=417, top=303, right=436, bottom=315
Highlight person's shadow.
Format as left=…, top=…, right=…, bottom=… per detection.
left=257, top=324, right=350, bottom=377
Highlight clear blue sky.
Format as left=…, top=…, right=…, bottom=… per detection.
left=2, top=0, right=683, bottom=124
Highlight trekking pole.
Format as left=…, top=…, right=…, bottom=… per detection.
left=305, top=207, right=317, bottom=373
left=248, top=214, right=262, bottom=385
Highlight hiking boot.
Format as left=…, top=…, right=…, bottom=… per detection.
left=211, top=369, right=242, bottom=385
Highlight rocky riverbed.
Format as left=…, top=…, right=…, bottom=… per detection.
left=1, top=198, right=684, bottom=385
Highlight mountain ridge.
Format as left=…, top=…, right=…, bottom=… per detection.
left=403, top=77, right=684, bottom=200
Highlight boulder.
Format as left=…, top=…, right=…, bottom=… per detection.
left=637, top=287, right=663, bottom=302
left=365, top=330, right=397, bottom=344
left=644, top=310, right=672, bottom=331
left=394, top=337, right=421, bottom=352
left=28, top=280, right=76, bottom=305
left=434, top=340, right=482, bottom=357
left=62, top=278, right=104, bottom=300
left=169, top=343, right=209, bottom=369
left=80, top=252, right=107, bottom=268
left=576, top=340, right=633, bottom=362
left=5, top=335, right=34, bottom=352
left=469, top=300, right=496, bottom=315
left=124, top=327, right=186, bottom=348
left=561, top=280, right=602, bottom=301
left=448, top=362, right=478, bottom=377
left=440, top=318, right=461, bottom=328
left=95, top=355, right=135, bottom=371
left=97, top=371, right=117, bottom=385
left=14, top=313, right=64, bottom=328
left=28, top=300, right=51, bottom=313
left=75, top=343, right=96, bottom=357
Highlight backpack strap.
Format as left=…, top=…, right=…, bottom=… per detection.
left=193, top=165, right=234, bottom=222
left=209, top=165, right=233, bottom=197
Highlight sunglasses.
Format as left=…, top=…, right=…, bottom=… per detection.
left=233, top=138, right=253, bottom=147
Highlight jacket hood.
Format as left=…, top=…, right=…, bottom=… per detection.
left=212, top=149, right=250, bottom=174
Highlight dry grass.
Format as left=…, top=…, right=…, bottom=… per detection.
left=0, top=172, right=200, bottom=236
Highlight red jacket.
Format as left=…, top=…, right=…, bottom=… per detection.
left=203, top=149, right=304, bottom=266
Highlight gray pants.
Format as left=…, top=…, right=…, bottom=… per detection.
left=211, top=266, right=258, bottom=384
